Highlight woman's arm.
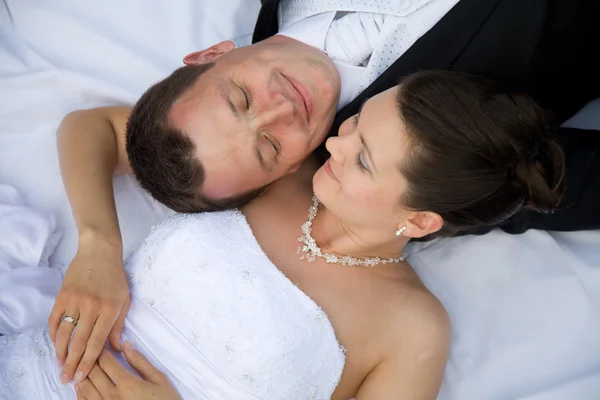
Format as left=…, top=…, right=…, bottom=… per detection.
left=50, top=106, right=134, bottom=384
left=57, top=106, right=133, bottom=243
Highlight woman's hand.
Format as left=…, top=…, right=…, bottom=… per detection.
left=75, top=342, right=181, bottom=400
left=48, top=235, right=130, bottom=384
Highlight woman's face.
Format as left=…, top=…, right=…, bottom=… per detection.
left=313, top=86, right=414, bottom=237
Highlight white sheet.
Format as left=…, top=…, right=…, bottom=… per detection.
left=1, top=1, right=599, bottom=398
left=0, top=0, right=261, bottom=266
left=0, top=184, right=62, bottom=335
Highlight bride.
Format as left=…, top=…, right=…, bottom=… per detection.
left=0, top=71, right=564, bottom=399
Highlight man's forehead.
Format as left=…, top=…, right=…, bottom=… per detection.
left=164, top=67, right=268, bottom=199
left=168, top=74, right=240, bottom=153
left=168, top=71, right=217, bottom=128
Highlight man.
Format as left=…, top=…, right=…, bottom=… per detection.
left=53, top=0, right=600, bottom=386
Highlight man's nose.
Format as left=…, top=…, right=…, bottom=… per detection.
left=256, top=89, right=296, bottom=127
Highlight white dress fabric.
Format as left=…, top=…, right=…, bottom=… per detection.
left=0, top=211, right=346, bottom=400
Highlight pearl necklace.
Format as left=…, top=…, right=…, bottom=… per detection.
left=297, top=196, right=405, bottom=267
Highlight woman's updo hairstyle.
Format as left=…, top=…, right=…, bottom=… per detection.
left=396, top=70, right=565, bottom=237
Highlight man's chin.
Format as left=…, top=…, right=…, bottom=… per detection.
left=286, top=162, right=303, bottom=175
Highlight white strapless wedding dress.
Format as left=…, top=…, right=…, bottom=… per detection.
left=0, top=210, right=346, bottom=399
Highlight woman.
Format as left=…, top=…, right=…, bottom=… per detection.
left=0, top=71, right=564, bottom=399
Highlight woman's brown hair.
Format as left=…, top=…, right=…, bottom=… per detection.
left=397, top=71, right=565, bottom=237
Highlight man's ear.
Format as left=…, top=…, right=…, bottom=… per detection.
left=183, top=41, right=236, bottom=65
left=402, top=211, right=444, bottom=239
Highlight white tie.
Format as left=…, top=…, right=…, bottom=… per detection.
left=279, top=0, right=433, bottom=30
left=324, top=12, right=386, bottom=67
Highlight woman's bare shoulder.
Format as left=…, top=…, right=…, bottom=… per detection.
left=350, top=275, right=450, bottom=399
left=371, top=270, right=450, bottom=363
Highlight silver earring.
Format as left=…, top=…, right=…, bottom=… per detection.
left=396, top=226, right=407, bottom=236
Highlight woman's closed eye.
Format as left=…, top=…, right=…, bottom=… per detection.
left=356, top=152, right=368, bottom=172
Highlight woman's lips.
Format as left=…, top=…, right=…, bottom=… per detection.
left=324, top=158, right=339, bottom=182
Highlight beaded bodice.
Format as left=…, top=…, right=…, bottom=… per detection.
left=126, top=210, right=346, bottom=399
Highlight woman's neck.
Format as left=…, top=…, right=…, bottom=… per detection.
left=309, top=202, right=407, bottom=262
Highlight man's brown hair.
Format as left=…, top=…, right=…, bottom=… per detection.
left=126, top=64, right=266, bottom=213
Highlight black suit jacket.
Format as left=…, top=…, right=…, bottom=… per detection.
left=253, top=0, right=600, bottom=232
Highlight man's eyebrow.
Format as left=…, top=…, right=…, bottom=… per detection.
left=254, top=142, right=268, bottom=171
left=220, top=82, right=239, bottom=120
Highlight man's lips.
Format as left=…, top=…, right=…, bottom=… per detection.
left=283, top=74, right=312, bottom=125
left=324, top=158, right=338, bottom=182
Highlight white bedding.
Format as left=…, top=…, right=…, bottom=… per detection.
left=1, top=1, right=599, bottom=398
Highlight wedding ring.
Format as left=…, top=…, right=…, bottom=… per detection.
left=61, top=315, right=78, bottom=326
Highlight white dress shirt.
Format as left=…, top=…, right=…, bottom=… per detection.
left=277, top=0, right=460, bottom=110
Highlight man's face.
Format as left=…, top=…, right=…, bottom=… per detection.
left=169, top=36, right=341, bottom=199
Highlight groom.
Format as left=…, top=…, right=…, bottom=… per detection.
left=54, top=0, right=600, bottom=386
left=60, top=0, right=600, bottom=233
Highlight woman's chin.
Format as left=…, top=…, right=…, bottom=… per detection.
left=312, top=168, right=327, bottom=195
